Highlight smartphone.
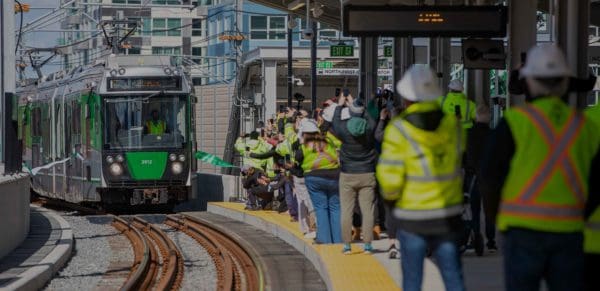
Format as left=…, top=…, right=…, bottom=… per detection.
left=520, top=52, right=527, bottom=65
left=454, top=105, right=461, bottom=117
left=343, top=88, right=350, bottom=97
left=335, top=88, right=341, bottom=97
left=279, top=105, right=285, bottom=112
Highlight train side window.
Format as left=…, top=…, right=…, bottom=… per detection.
left=32, top=108, right=42, bottom=136
left=72, top=101, right=81, bottom=135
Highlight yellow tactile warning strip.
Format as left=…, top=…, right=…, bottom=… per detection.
left=209, top=202, right=400, bottom=291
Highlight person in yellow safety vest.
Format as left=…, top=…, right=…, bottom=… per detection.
left=438, top=79, right=476, bottom=129
left=584, top=104, right=600, bottom=291
left=480, top=44, right=600, bottom=291
left=145, top=110, right=167, bottom=135
left=377, top=65, right=466, bottom=291
left=234, top=131, right=268, bottom=171
left=295, top=118, right=342, bottom=244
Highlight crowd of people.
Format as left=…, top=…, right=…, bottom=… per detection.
left=234, top=44, right=600, bottom=291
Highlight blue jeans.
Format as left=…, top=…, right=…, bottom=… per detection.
left=503, top=228, right=583, bottom=291
left=397, top=230, right=465, bottom=291
left=305, top=175, right=342, bottom=244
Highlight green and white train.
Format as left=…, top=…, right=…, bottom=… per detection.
left=18, top=55, right=197, bottom=208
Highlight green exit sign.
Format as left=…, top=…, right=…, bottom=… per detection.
left=330, top=45, right=354, bottom=57
left=384, top=46, right=392, bottom=57
left=317, top=61, right=333, bottom=69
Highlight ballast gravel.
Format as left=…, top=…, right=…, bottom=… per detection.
left=44, top=215, right=132, bottom=291
left=158, top=224, right=217, bottom=291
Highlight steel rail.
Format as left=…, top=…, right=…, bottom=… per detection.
left=165, top=215, right=262, bottom=291
left=131, top=217, right=184, bottom=291
left=111, top=216, right=152, bottom=291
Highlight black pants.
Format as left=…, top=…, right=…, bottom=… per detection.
left=466, top=173, right=496, bottom=243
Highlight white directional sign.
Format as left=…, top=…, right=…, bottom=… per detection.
left=317, top=68, right=393, bottom=76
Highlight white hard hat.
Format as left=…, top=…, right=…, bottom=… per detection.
left=520, top=44, right=573, bottom=78
left=396, top=65, right=442, bottom=102
left=448, top=79, right=464, bottom=92
left=299, top=118, right=319, bottom=133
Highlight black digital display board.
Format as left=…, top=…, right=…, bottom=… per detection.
left=107, top=77, right=182, bottom=91
left=344, top=5, right=507, bottom=37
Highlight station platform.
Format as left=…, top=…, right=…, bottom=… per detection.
left=0, top=205, right=73, bottom=291
left=207, top=202, right=504, bottom=291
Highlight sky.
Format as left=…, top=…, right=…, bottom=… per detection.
left=16, top=0, right=62, bottom=77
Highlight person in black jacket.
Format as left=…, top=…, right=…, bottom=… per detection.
left=331, top=93, right=379, bottom=254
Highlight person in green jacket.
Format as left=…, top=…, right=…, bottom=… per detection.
left=439, top=79, right=476, bottom=129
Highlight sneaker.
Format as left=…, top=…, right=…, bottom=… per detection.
left=388, top=247, right=398, bottom=259
left=244, top=205, right=257, bottom=211
left=363, top=243, right=374, bottom=254
left=342, top=243, right=352, bottom=255
left=304, top=231, right=316, bottom=239
left=487, top=241, right=498, bottom=253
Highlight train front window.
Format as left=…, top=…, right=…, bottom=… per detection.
left=104, top=96, right=187, bottom=149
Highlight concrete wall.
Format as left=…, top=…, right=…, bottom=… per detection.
left=175, top=172, right=239, bottom=212
left=0, top=171, right=31, bottom=259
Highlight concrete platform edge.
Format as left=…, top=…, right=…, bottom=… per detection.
left=207, top=203, right=334, bottom=291
left=4, top=205, right=73, bottom=291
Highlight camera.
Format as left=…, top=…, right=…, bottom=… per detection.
left=294, top=93, right=305, bottom=102
left=302, top=28, right=314, bottom=40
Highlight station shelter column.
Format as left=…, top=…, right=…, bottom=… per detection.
left=359, top=37, right=378, bottom=101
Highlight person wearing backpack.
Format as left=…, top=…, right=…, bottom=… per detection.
left=331, top=92, right=379, bottom=254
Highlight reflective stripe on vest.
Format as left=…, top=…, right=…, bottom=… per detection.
left=500, top=106, right=585, bottom=220
left=393, top=204, right=462, bottom=220
left=392, top=119, right=462, bottom=182
left=312, top=150, right=338, bottom=170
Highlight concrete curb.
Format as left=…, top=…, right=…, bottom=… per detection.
left=207, top=204, right=334, bottom=291
left=2, top=205, right=74, bottom=291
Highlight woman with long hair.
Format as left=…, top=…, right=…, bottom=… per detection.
left=295, top=119, right=342, bottom=244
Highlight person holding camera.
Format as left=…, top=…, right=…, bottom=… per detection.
left=331, top=91, right=379, bottom=254
left=241, top=165, right=274, bottom=211
left=295, top=118, right=342, bottom=244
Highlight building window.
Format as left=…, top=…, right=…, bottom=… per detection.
left=113, top=0, right=141, bottom=3
left=141, top=18, right=152, bottom=36
left=318, top=23, right=337, bottom=38
left=153, top=18, right=181, bottom=36
left=250, top=16, right=286, bottom=40
left=152, top=47, right=181, bottom=55
left=192, top=19, right=202, bottom=36
left=152, top=0, right=181, bottom=4
left=192, top=47, right=202, bottom=64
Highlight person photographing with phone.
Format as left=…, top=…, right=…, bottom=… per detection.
left=439, top=79, right=476, bottom=129
left=331, top=90, right=379, bottom=254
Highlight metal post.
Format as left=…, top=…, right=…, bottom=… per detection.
left=429, top=37, right=451, bottom=90
left=393, top=37, right=413, bottom=98
left=557, top=0, right=590, bottom=108
left=311, top=21, right=317, bottom=111
left=287, top=25, right=293, bottom=107
left=359, top=37, right=378, bottom=101
left=508, top=0, right=537, bottom=107
left=1, top=0, right=16, bottom=172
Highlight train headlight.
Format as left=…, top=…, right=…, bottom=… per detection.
left=169, top=153, right=177, bottom=162
left=164, top=67, right=173, bottom=75
left=178, top=154, right=186, bottom=162
left=118, top=68, right=126, bottom=75
left=109, top=163, right=123, bottom=176
left=110, top=69, right=118, bottom=77
left=171, top=162, right=183, bottom=174
left=106, top=156, right=114, bottom=164
left=115, top=155, right=124, bottom=163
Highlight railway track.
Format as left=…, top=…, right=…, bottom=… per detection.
left=112, top=216, right=184, bottom=291
left=165, top=214, right=262, bottom=291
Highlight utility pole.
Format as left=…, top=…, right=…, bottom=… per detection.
left=287, top=16, right=294, bottom=108
left=1, top=0, right=17, bottom=173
